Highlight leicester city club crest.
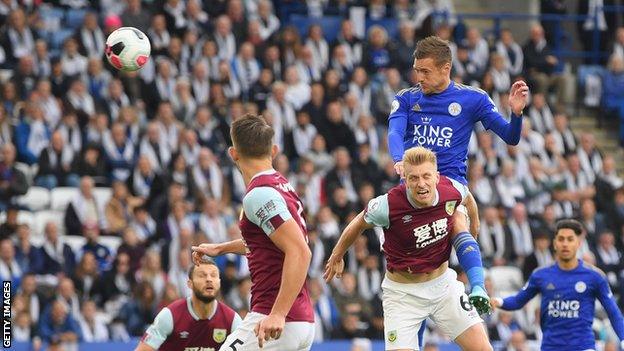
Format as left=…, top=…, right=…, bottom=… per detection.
left=213, top=328, right=227, bottom=343
left=445, top=200, right=457, bottom=215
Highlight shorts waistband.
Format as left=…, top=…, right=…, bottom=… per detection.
left=383, top=267, right=456, bottom=290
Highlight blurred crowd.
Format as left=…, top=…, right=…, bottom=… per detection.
left=0, top=0, right=623, bottom=350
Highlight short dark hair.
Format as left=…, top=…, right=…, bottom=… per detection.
left=555, top=219, right=583, bottom=236
left=188, top=257, right=218, bottom=279
left=414, top=36, right=452, bottom=66
left=230, top=114, right=274, bottom=159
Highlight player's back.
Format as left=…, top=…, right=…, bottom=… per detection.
left=391, top=82, right=495, bottom=183
left=381, top=175, right=463, bottom=273
left=151, top=298, right=237, bottom=351
left=533, top=261, right=603, bottom=351
left=239, top=169, right=314, bottom=322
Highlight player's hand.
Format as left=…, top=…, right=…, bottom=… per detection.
left=394, top=161, right=405, bottom=179
left=254, top=313, right=285, bottom=348
left=490, top=297, right=502, bottom=310
left=508, top=80, right=529, bottom=116
left=323, top=252, right=345, bottom=282
left=191, top=243, right=221, bottom=265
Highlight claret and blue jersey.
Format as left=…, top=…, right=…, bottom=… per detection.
left=387, top=82, right=523, bottom=184
left=501, top=260, right=624, bottom=351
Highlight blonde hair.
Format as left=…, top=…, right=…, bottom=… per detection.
left=402, top=146, right=437, bottom=167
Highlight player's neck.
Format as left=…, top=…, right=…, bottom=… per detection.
left=190, top=296, right=216, bottom=319
left=430, top=79, right=452, bottom=94
left=557, top=257, right=580, bottom=271
left=238, top=159, right=274, bottom=186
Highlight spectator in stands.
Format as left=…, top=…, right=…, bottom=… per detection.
left=0, top=143, right=27, bottom=211
left=105, top=181, right=143, bottom=236
left=506, top=203, right=534, bottom=263
left=15, top=103, right=50, bottom=165
left=38, top=221, right=76, bottom=278
left=495, top=160, right=526, bottom=209
left=71, top=251, right=100, bottom=302
left=527, top=92, right=555, bottom=135
left=523, top=24, right=567, bottom=106
left=14, top=224, right=40, bottom=273
left=308, top=277, right=340, bottom=341
left=3, top=9, right=36, bottom=67
left=120, top=0, right=151, bottom=32
left=602, top=55, right=624, bottom=143
left=522, top=231, right=554, bottom=281
left=226, top=276, right=251, bottom=314
left=0, top=205, right=17, bottom=239
left=13, top=311, right=33, bottom=342
left=136, top=250, right=167, bottom=299
left=479, top=206, right=513, bottom=266
left=77, top=300, right=109, bottom=342
left=80, top=221, right=113, bottom=272
left=363, top=25, right=394, bottom=75
left=496, top=28, right=524, bottom=78
left=285, top=110, right=318, bottom=161
left=71, top=143, right=108, bottom=187
left=99, top=252, right=135, bottom=307
left=552, top=113, right=577, bottom=155
left=523, top=156, right=551, bottom=216
left=38, top=299, right=82, bottom=345
left=197, top=197, right=228, bottom=244
left=324, top=147, right=362, bottom=203
left=56, top=113, right=82, bottom=155
left=35, top=131, right=79, bottom=189
left=577, top=133, right=602, bottom=183
left=117, top=281, right=157, bottom=337
left=65, top=176, right=108, bottom=235
left=56, top=277, right=81, bottom=319
left=332, top=271, right=372, bottom=319
left=0, top=238, right=21, bottom=291
left=594, top=231, right=622, bottom=290
left=15, top=273, right=40, bottom=326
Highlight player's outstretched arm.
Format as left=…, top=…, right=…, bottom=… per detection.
left=324, top=211, right=375, bottom=282
left=387, top=94, right=409, bottom=177
left=492, top=272, right=540, bottom=311
left=191, top=239, right=247, bottom=264
left=255, top=219, right=311, bottom=347
left=135, top=342, right=156, bottom=351
left=595, top=274, right=624, bottom=345
left=479, top=81, right=529, bottom=145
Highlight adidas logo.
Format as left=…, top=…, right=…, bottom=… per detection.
left=421, top=116, right=432, bottom=124
left=412, top=103, right=421, bottom=112
left=546, top=283, right=555, bottom=290
left=462, top=246, right=475, bottom=254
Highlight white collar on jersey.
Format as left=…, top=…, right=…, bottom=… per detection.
left=405, top=188, right=440, bottom=209
left=187, top=297, right=218, bottom=321
left=250, top=168, right=277, bottom=182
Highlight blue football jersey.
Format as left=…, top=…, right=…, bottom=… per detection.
left=387, top=82, right=521, bottom=184
left=502, top=260, right=624, bottom=351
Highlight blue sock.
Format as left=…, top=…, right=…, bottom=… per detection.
left=452, top=232, right=485, bottom=291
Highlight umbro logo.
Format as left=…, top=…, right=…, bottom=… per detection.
left=402, top=215, right=412, bottom=223
left=180, top=331, right=190, bottom=339
left=546, top=283, right=555, bottom=290
left=421, top=116, right=432, bottom=124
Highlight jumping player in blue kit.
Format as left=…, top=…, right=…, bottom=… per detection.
left=492, top=219, right=624, bottom=351
left=386, top=36, right=529, bottom=348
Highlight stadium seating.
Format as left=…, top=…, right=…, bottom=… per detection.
left=16, top=186, right=50, bottom=211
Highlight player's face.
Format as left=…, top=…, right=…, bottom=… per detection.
left=554, top=229, right=580, bottom=262
left=189, top=264, right=221, bottom=303
left=404, top=161, right=440, bottom=207
left=413, top=57, right=451, bottom=94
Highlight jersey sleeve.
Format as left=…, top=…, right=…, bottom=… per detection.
left=243, top=186, right=293, bottom=235
left=501, top=271, right=540, bottom=310
left=449, top=177, right=469, bottom=202
left=594, top=272, right=624, bottom=341
left=476, top=93, right=522, bottom=145
left=363, top=194, right=390, bottom=228
left=141, top=307, right=173, bottom=349
left=387, top=93, right=410, bottom=162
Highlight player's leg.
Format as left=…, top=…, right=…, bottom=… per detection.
left=429, top=271, right=492, bottom=351
left=382, top=276, right=432, bottom=351
left=451, top=209, right=490, bottom=315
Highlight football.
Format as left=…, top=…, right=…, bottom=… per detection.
left=105, top=27, right=151, bottom=72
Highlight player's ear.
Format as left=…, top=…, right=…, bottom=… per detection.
left=271, top=144, right=279, bottom=159
left=228, top=146, right=238, bottom=162
left=187, top=279, right=192, bottom=290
